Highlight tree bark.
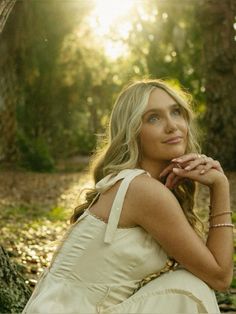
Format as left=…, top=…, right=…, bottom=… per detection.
left=0, top=1, right=21, bottom=164
left=197, top=0, right=236, bottom=170
left=0, top=245, right=31, bottom=313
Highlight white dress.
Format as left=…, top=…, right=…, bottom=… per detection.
left=22, top=168, right=221, bottom=313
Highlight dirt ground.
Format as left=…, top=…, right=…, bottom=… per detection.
left=0, top=169, right=235, bottom=213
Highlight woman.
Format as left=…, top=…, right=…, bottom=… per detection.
left=23, top=79, right=234, bottom=314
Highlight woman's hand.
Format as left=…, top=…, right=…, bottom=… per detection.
left=160, top=153, right=225, bottom=189
left=172, top=165, right=227, bottom=188
left=172, top=153, right=224, bottom=174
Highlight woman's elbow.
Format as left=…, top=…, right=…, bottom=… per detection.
left=214, top=281, right=231, bottom=292
left=214, top=270, right=233, bottom=292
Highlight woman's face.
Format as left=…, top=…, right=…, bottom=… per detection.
left=139, top=88, right=188, bottom=163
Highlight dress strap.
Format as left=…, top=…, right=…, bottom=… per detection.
left=95, top=169, right=139, bottom=193
left=104, top=169, right=150, bottom=244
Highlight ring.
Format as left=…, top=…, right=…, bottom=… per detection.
left=175, top=163, right=182, bottom=169
left=200, top=154, right=207, bottom=164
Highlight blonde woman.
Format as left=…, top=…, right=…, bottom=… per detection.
left=23, top=79, right=233, bottom=314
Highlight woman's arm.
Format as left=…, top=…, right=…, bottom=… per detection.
left=207, top=175, right=233, bottom=288
left=128, top=168, right=233, bottom=292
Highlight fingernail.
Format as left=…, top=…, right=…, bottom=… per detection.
left=173, top=158, right=182, bottom=162
left=200, top=170, right=205, bottom=174
left=185, top=166, right=190, bottom=170
left=173, top=168, right=180, bottom=172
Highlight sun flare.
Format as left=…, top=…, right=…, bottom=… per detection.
left=90, top=0, right=134, bottom=36
left=87, top=0, right=137, bottom=59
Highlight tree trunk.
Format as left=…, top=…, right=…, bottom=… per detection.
left=0, top=1, right=20, bottom=164
left=0, top=53, right=18, bottom=163
left=0, top=245, right=31, bottom=313
left=197, top=0, right=236, bottom=170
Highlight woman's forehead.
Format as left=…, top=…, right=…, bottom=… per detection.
left=148, top=88, right=176, bottom=106
left=144, top=88, right=178, bottom=112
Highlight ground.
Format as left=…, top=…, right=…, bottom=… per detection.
left=0, top=167, right=235, bottom=312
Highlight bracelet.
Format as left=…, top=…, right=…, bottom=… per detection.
left=209, top=211, right=233, bottom=218
left=209, top=223, right=234, bottom=228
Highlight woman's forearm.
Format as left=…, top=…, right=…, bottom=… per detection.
left=206, top=176, right=234, bottom=287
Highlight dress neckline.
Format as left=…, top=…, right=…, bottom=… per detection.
left=85, top=208, right=142, bottom=230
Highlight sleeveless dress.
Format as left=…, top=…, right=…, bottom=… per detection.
left=22, top=168, right=221, bottom=314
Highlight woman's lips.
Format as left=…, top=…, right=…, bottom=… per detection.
left=163, top=136, right=183, bottom=144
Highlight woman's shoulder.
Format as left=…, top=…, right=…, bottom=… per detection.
left=126, top=172, right=176, bottom=214
left=129, top=171, right=170, bottom=197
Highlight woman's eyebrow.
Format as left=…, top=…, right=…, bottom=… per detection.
left=142, top=103, right=179, bottom=116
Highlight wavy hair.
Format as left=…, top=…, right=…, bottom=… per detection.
left=70, top=79, right=205, bottom=239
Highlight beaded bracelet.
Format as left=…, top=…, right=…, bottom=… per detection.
left=209, top=211, right=233, bottom=218
left=209, top=223, right=234, bottom=228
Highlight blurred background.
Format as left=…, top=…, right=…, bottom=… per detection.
left=0, top=0, right=235, bottom=312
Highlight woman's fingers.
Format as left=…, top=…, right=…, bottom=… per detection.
left=191, top=159, right=224, bottom=175
left=173, top=167, right=201, bottom=177
left=212, top=160, right=224, bottom=173
left=160, top=161, right=185, bottom=178
left=199, top=163, right=212, bottom=175
left=159, top=164, right=175, bottom=178
left=172, top=166, right=221, bottom=187
left=160, top=162, right=184, bottom=177
left=160, top=154, right=224, bottom=188
left=172, top=153, right=201, bottom=164
left=169, top=176, right=184, bottom=189
left=161, top=153, right=208, bottom=177
left=165, top=171, right=176, bottom=188
left=183, top=156, right=207, bottom=171
left=164, top=171, right=185, bottom=189
left=172, top=154, right=224, bottom=174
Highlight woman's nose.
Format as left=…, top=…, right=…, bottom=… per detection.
left=165, top=116, right=178, bottom=133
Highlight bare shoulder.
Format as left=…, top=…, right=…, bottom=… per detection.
left=127, top=173, right=179, bottom=218
left=127, top=173, right=188, bottom=235
left=128, top=172, right=167, bottom=198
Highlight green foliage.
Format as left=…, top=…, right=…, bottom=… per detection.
left=231, top=212, right=236, bottom=224
left=76, top=131, right=97, bottom=155
left=48, top=207, right=68, bottom=221
left=231, top=277, right=236, bottom=288
left=16, top=132, right=54, bottom=172
left=7, top=0, right=234, bottom=170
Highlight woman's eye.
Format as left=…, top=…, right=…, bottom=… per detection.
left=148, top=114, right=160, bottom=123
left=172, top=108, right=182, bottom=116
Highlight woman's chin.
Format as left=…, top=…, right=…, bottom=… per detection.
left=165, top=147, right=186, bottom=160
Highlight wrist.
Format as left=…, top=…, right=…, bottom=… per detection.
left=209, top=173, right=229, bottom=190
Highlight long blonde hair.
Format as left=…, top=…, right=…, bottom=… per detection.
left=71, top=79, right=205, bottom=239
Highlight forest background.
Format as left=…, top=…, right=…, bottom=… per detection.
left=0, top=0, right=236, bottom=313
